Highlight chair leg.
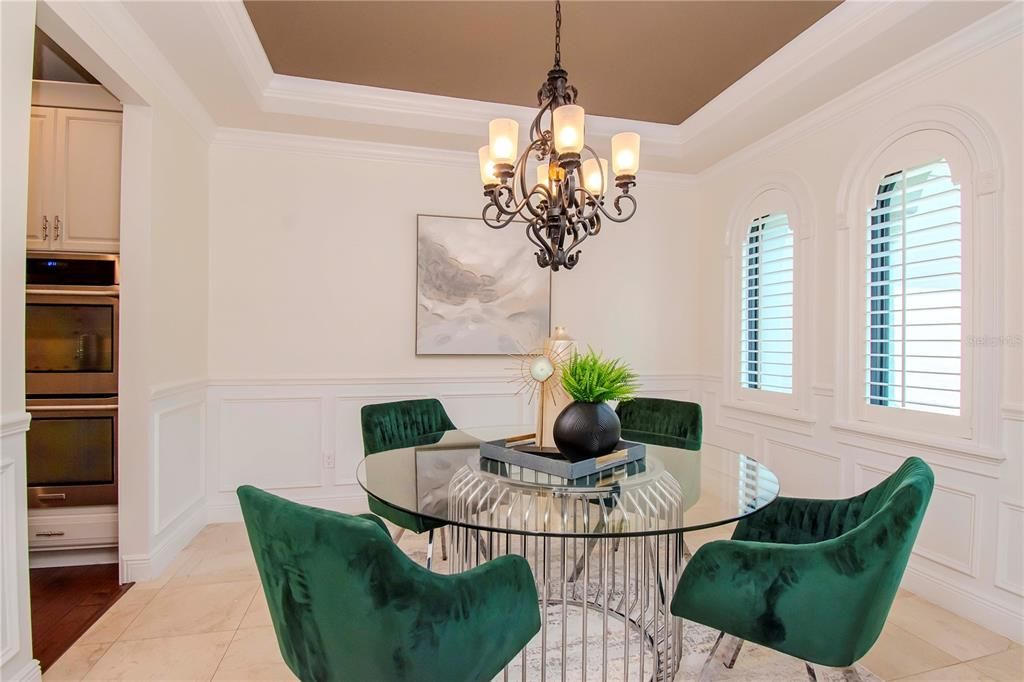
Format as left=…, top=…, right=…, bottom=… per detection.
left=439, top=527, right=448, bottom=562
left=698, top=632, right=745, bottom=680
left=805, top=663, right=818, bottom=681
left=804, top=662, right=861, bottom=681
left=391, top=527, right=406, bottom=543
left=426, top=529, right=435, bottom=571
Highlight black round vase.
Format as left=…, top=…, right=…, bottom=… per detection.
left=553, top=401, right=621, bottom=461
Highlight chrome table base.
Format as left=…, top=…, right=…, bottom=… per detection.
left=449, top=463, right=686, bottom=681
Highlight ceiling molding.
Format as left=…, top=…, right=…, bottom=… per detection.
left=700, top=2, right=1023, bottom=179
left=210, top=126, right=695, bottom=186
left=202, top=1, right=272, bottom=101
left=39, top=0, right=216, bottom=142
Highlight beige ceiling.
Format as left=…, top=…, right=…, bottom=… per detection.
left=244, top=1, right=839, bottom=125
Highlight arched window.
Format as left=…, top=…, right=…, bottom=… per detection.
left=740, top=213, right=793, bottom=394
left=866, top=159, right=961, bottom=415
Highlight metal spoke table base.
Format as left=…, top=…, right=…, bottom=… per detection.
left=449, top=462, right=686, bottom=682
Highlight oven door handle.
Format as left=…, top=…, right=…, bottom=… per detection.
left=29, top=404, right=118, bottom=412
left=26, top=287, right=120, bottom=297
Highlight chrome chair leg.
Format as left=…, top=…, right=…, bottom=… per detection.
left=426, top=528, right=435, bottom=571
left=698, top=632, right=745, bottom=680
left=805, top=662, right=818, bottom=681
left=439, top=527, right=448, bottom=562
left=804, top=662, right=861, bottom=681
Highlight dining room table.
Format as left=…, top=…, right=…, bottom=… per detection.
left=356, top=425, right=780, bottom=682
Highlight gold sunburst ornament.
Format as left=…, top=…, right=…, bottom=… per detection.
left=507, top=327, right=576, bottom=447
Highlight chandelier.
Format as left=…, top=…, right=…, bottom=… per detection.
left=478, top=0, right=640, bottom=272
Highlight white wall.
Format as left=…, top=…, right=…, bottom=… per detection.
left=204, top=131, right=699, bottom=517
left=692, top=17, right=1022, bottom=640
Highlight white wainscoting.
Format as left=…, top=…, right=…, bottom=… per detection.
left=124, top=381, right=208, bottom=583
left=205, top=374, right=692, bottom=522
left=693, top=375, right=1024, bottom=642
left=1, top=412, right=40, bottom=681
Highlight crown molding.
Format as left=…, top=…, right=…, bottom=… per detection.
left=700, top=2, right=1023, bottom=179
left=202, top=0, right=273, bottom=101
left=210, top=126, right=695, bottom=186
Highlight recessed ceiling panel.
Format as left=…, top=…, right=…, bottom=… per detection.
left=244, top=1, right=840, bottom=125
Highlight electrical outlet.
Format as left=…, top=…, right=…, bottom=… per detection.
left=323, top=452, right=336, bottom=469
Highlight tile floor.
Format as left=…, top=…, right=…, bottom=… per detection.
left=43, top=523, right=1022, bottom=681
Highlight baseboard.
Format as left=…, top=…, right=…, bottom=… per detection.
left=121, top=500, right=206, bottom=582
left=904, top=564, right=1024, bottom=643
left=29, top=546, right=117, bottom=569
left=3, top=659, right=42, bottom=682
left=207, top=491, right=369, bottom=523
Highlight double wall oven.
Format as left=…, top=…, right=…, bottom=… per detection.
left=26, top=252, right=118, bottom=507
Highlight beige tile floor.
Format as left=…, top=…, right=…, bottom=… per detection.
left=44, top=523, right=1022, bottom=681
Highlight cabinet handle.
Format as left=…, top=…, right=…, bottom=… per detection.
left=35, top=531, right=65, bottom=537
left=42, top=216, right=49, bottom=239
left=37, top=493, right=67, bottom=500
left=54, top=215, right=62, bottom=240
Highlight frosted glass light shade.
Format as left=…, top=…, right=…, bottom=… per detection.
left=488, top=119, right=519, bottom=165
left=553, top=105, right=585, bottom=154
left=612, top=132, right=641, bottom=176
left=582, top=158, right=608, bottom=195
left=478, top=146, right=498, bottom=186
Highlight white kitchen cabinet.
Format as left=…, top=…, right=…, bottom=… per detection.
left=27, top=106, right=122, bottom=253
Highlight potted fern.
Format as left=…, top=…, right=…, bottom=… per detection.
left=553, top=348, right=639, bottom=460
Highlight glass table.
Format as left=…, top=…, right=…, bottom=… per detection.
left=356, top=426, right=780, bottom=682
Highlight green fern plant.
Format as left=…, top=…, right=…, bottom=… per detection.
left=560, top=348, right=639, bottom=403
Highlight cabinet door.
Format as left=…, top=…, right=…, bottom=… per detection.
left=26, top=107, right=56, bottom=250
left=54, top=109, right=122, bottom=253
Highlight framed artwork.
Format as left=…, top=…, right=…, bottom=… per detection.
left=416, top=214, right=552, bottom=355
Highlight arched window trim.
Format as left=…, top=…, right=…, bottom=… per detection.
left=835, top=105, right=1004, bottom=448
left=723, top=173, right=815, bottom=422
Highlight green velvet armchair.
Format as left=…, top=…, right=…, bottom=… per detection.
left=361, top=399, right=456, bottom=567
left=671, top=457, right=934, bottom=678
left=238, top=486, right=541, bottom=682
left=615, top=397, right=702, bottom=450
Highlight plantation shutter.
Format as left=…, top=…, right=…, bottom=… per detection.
left=740, top=213, right=793, bottom=394
left=866, top=158, right=962, bottom=415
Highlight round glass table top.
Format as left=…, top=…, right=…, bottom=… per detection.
left=355, top=425, right=780, bottom=538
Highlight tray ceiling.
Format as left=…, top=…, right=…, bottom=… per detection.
left=244, top=1, right=839, bottom=125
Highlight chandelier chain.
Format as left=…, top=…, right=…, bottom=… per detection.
left=554, top=0, right=561, bottom=67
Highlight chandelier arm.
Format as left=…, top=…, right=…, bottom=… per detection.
left=482, top=202, right=519, bottom=229
left=529, top=219, right=555, bottom=267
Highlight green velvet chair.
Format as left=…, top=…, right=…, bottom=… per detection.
left=615, top=397, right=702, bottom=451
left=671, top=456, right=934, bottom=680
left=238, top=486, right=541, bottom=682
left=361, top=398, right=456, bottom=569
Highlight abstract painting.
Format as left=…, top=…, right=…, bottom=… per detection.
left=417, top=214, right=551, bottom=355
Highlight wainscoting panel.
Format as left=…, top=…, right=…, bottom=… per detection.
left=995, top=500, right=1024, bottom=597
left=207, top=374, right=691, bottom=521
left=218, top=396, right=322, bottom=491
left=154, top=402, right=205, bottom=535
left=763, top=439, right=842, bottom=498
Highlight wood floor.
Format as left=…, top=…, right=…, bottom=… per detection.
left=30, top=563, right=133, bottom=672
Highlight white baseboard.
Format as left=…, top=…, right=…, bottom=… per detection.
left=3, top=659, right=42, bottom=682
left=121, top=500, right=206, bottom=583
left=207, top=491, right=369, bottom=524
left=29, top=546, right=117, bottom=569
left=903, top=564, right=1024, bottom=643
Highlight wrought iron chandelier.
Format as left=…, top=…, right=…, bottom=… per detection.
left=478, top=0, right=640, bottom=272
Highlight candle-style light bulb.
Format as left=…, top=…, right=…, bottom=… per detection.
left=612, top=132, right=640, bottom=176
left=488, top=119, right=519, bottom=166
left=581, top=157, right=608, bottom=195
left=552, top=105, right=585, bottom=155
left=478, top=146, right=498, bottom=186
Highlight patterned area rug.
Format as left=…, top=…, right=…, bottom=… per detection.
left=395, top=529, right=880, bottom=681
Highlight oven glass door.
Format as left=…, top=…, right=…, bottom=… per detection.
left=26, top=294, right=118, bottom=396
left=27, top=404, right=117, bottom=507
